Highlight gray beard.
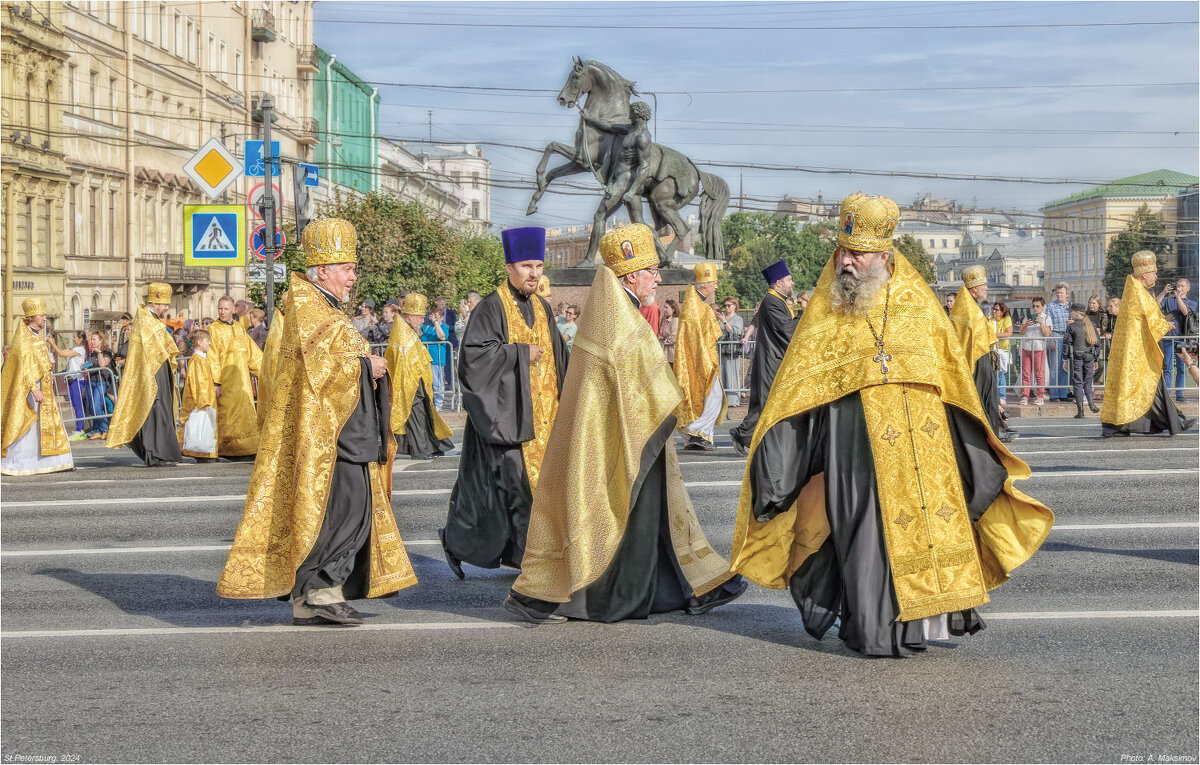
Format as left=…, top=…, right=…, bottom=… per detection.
left=829, top=260, right=890, bottom=316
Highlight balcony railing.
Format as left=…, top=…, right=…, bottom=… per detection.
left=250, top=9, right=276, bottom=42
left=296, top=45, right=318, bottom=72
left=139, top=254, right=209, bottom=286
left=296, top=116, right=318, bottom=145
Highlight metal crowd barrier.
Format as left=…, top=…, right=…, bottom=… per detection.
left=49, top=365, right=120, bottom=433
left=368, top=340, right=461, bottom=412
left=991, top=333, right=1197, bottom=400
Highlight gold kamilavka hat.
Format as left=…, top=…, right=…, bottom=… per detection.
left=599, top=223, right=658, bottom=278
left=537, top=275, right=552, bottom=298
left=838, top=193, right=900, bottom=252
left=403, top=293, right=428, bottom=316
left=146, top=282, right=173, bottom=304
left=961, top=265, right=987, bottom=289
left=693, top=262, right=717, bottom=284
left=1131, top=250, right=1157, bottom=276
left=303, top=218, right=358, bottom=268
left=21, top=297, right=46, bottom=317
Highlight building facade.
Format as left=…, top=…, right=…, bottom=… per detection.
left=311, top=45, right=377, bottom=206
left=419, top=143, right=491, bottom=230
left=1177, top=184, right=1198, bottom=284
left=38, top=0, right=316, bottom=331
left=1, top=1, right=70, bottom=338
left=1041, top=169, right=1199, bottom=300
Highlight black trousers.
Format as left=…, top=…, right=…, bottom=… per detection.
left=1071, top=356, right=1096, bottom=404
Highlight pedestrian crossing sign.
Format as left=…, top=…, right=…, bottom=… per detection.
left=184, top=205, right=246, bottom=267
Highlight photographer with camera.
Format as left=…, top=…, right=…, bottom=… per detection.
left=1159, top=278, right=1197, bottom=403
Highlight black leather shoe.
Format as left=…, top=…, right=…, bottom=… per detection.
left=1089, top=402, right=1100, bottom=413
left=438, top=528, right=465, bottom=580
left=685, top=576, right=749, bottom=615
left=730, top=438, right=748, bottom=457
left=1181, top=417, right=1196, bottom=431
left=503, top=595, right=566, bottom=625
left=303, top=602, right=364, bottom=625
left=149, top=460, right=177, bottom=467
left=292, top=615, right=359, bottom=627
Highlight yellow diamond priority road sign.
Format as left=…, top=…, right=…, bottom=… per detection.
left=182, top=138, right=243, bottom=200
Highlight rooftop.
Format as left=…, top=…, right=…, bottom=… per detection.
left=1044, top=169, right=1199, bottom=208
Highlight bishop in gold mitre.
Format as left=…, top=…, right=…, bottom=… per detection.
left=1, top=298, right=74, bottom=476
left=440, top=227, right=569, bottom=578
left=217, top=218, right=417, bottom=626
left=505, top=223, right=746, bottom=625
left=385, top=292, right=454, bottom=459
left=948, top=265, right=1013, bottom=442
left=208, top=295, right=263, bottom=458
left=1100, top=250, right=1194, bottom=437
left=730, top=193, right=1054, bottom=657
left=106, top=282, right=184, bottom=467
left=673, top=260, right=727, bottom=450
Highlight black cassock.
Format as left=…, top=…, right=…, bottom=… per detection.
left=396, top=381, right=454, bottom=458
left=292, top=286, right=392, bottom=601
left=129, top=358, right=183, bottom=466
left=751, top=393, right=1004, bottom=656
left=973, top=355, right=1003, bottom=436
left=444, top=282, right=569, bottom=569
left=730, top=291, right=798, bottom=450
left=1102, top=378, right=1187, bottom=437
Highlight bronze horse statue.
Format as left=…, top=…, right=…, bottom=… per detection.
left=527, top=58, right=729, bottom=264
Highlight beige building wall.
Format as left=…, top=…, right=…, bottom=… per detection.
left=2, top=1, right=70, bottom=338
left=43, top=1, right=313, bottom=329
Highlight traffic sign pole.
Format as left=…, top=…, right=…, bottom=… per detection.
left=261, top=95, right=276, bottom=321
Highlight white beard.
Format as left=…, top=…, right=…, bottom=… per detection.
left=829, top=259, right=890, bottom=316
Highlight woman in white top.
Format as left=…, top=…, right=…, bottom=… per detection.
left=47, top=331, right=91, bottom=440
left=1017, top=297, right=1053, bottom=405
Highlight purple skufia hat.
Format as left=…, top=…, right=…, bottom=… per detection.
left=501, top=227, right=546, bottom=264
left=761, top=259, right=790, bottom=284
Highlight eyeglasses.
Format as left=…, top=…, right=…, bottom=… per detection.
left=645, top=268, right=660, bottom=277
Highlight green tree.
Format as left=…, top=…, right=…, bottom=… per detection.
left=716, top=216, right=836, bottom=307
left=1104, top=203, right=1170, bottom=297
left=247, top=222, right=305, bottom=309
left=895, top=234, right=937, bottom=284
left=453, top=232, right=506, bottom=302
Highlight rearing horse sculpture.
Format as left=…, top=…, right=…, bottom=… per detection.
left=527, top=58, right=729, bottom=265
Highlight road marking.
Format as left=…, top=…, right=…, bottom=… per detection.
left=2, top=609, right=1195, bottom=639
left=4, top=522, right=1194, bottom=559
left=0, top=621, right=520, bottom=639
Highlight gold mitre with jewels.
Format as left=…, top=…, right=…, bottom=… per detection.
left=961, top=265, right=988, bottom=289
left=146, top=282, right=173, bottom=304
left=1131, top=250, right=1157, bottom=276
left=838, top=193, right=900, bottom=252
left=302, top=218, right=358, bottom=267
left=693, top=261, right=718, bottom=284
left=599, top=223, right=659, bottom=278
left=22, top=297, right=47, bottom=317
left=537, top=275, right=552, bottom=298
left=403, top=293, right=428, bottom=316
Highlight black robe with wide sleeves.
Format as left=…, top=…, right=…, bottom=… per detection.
left=730, top=292, right=798, bottom=449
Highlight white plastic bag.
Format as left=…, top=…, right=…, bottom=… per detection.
left=182, top=406, right=217, bottom=455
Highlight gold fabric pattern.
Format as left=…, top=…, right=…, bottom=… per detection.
left=1100, top=275, right=1170, bottom=426
left=1, top=322, right=69, bottom=458
left=106, top=306, right=179, bottom=449
left=257, top=309, right=285, bottom=430
left=21, top=297, right=46, bottom=317
left=384, top=319, right=452, bottom=440
left=673, top=285, right=727, bottom=431
left=513, top=266, right=734, bottom=603
left=208, top=320, right=263, bottom=456
left=497, top=284, right=559, bottom=493
left=178, top=353, right=217, bottom=458
left=301, top=218, right=358, bottom=267
left=948, top=286, right=998, bottom=367
left=599, top=223, right=658, bottom=277
left=729, top=249, right=1054, bottom=619
left=217, top=274, right=416, bottom=600
left=837, top=193, right=900, bottom=252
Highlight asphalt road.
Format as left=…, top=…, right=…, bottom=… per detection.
left=2, top=417, right=1197, bottom=763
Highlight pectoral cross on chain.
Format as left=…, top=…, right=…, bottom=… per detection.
left=873, top=339, right=892, bottom=382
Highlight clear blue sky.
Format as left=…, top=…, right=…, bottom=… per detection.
left=314, top=1, right=1200, bottom=230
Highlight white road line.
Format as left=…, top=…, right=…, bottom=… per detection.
left=4, top=468, right=1196, bottom=509
left=3, top=523, right=1193, bottom=559
left=0, top=621, right=520, bottom=639
left=2, top=609, right=1195, bottom=639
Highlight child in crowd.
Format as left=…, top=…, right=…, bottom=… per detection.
left=177, top=329, right=219, bottom=462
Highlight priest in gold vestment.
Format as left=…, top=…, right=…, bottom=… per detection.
left=217, top=219, right=416, bottom=626
left=731, top=194, right=1053, bottom=657
left=948, top=265, right=1013, bottom=442
left=1, top=298, right=73, bottom=476
left=673, top=261, right=727, bottom=450
left=385, top=292, right=454, bottom=459
left=106, top=282, right=183, bottom=467
left=441, top=227, right=569, bottom=577
left=209, top=296, right=263, bottom=458
left=256, top=308, right=285, bottom=430
left=1101, top=251, right=1194, bottom=437
left=506, top=223, right=746, bottom=624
